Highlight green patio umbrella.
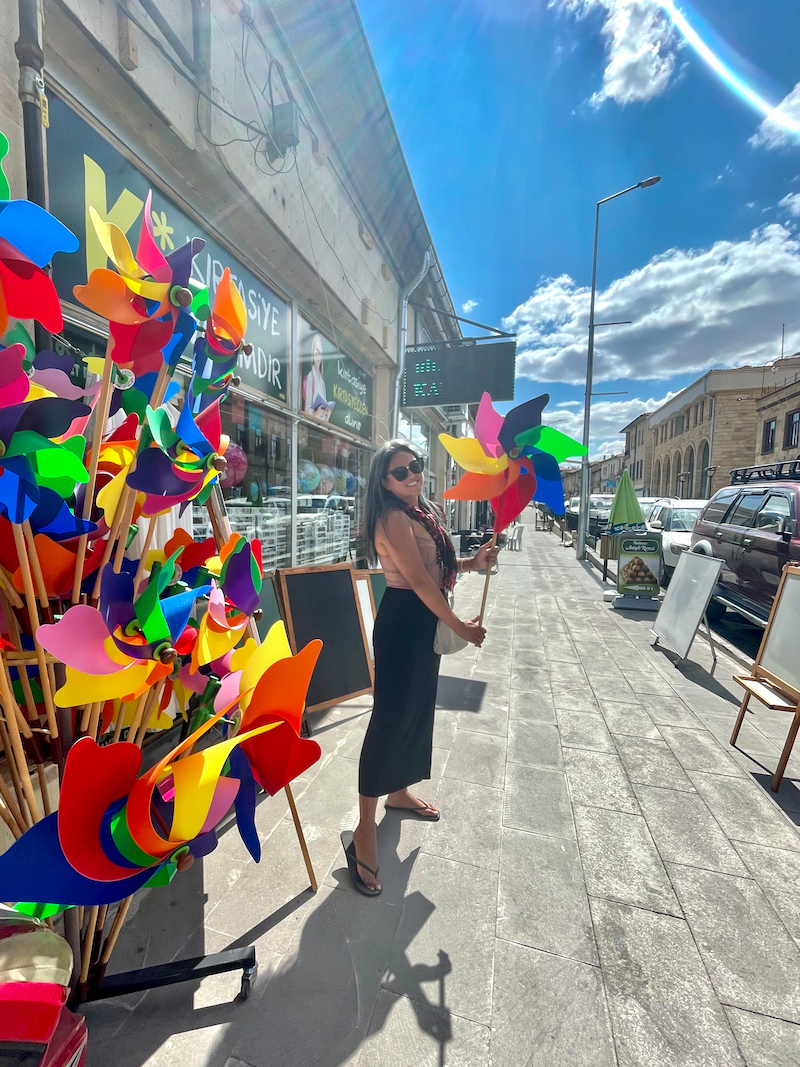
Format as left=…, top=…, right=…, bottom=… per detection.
left=608, top=470, right=646, bottom=535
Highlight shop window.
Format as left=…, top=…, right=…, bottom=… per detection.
left=762, top=418, right=776, bottom=454
left=784, top=410, right=800, bottom=450
left=298, top=423, right=371, bottom=566
left=200, top=397, right=293, bottom=570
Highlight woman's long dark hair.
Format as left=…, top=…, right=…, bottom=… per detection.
left=364, top=440, right=431, bottom=566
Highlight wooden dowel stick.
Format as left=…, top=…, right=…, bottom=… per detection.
left=0, top=797, right=20, bottom=839
left=0, top=568, right=23, bottom=611
left=91, top=494, right=132, bottom=601
left=87, top=701, right=103, bottom=742
left=99, top=896, right=132, bottom=966
left=0, top=663, right=39, bottom=822
left=0, top=745, right=27, bottom=835
left=132, top=517, right=156, bottom=592
left=72, top=352, right=115, bottom=605
left=112, top=700, right=128, bottom=744
left=0, top=719, right=29, bottom=831
left=11, top=524, right=58, bottom=741
left=477, top=532, right=498, bottom=627
left=285, top=783, right=317, bottom=892
left=134, top=681, right=164, bottom=748
left=23, top=522, right=49, bottom=613
left=36, top=763, right=52, bottom=817
left=80, top=906, right=99, bottom=985
left=113, top=489, right=138, bottom=572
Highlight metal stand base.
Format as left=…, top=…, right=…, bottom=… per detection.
left=85, top=947, right=257, bottom=1004
left=612, top=595, right=660, bottom=612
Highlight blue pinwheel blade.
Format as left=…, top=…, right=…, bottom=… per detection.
left=498, top=394, right=550, bottom=456
left=529, top=451, right=566, bottom=515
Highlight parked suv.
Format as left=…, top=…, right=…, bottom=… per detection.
left=690, top=464, right=800, bottom=626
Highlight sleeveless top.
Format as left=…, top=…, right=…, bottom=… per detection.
left=378, top=522, right=443, bottom=590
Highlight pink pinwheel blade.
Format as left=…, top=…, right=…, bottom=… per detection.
left=474, top=392, right=503, bottom=458
left=37, top=604, right=121, bottom=674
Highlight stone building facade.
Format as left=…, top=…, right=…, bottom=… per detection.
left=1, top=0, right=464, bottom=563
left=621, top=413, right=653, bottom=495
left=754, top=358, right=800, bottom=465
left=649, top=368, right=766, bottom=500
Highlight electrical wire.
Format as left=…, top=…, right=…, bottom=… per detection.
left=116, top=0, right=394, bottom=326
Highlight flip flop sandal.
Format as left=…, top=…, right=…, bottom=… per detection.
left=384, top=801, right=440, bottom=821
left=340, top=830, right=381, bottom=897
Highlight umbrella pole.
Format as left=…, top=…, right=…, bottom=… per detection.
left=477, top=532, right=497, bottom=627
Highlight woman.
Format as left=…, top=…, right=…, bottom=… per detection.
left=341, top=441, right=498, bottom=896
left=303, top=333, right=333, bottom=420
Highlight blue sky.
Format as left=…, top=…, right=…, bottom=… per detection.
left=357, top=0, right=800, bottom=456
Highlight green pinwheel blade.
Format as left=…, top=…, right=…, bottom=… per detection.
left=608, top=470, right=646, bottom=531
left=515, top=425, right=588, bottom=462
left=6, top=431, right=89, bottom=498
left=145, top=405, right=179, bottom=453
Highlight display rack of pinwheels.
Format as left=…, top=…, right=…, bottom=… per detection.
left=0, top=144, right=322, bottom=1000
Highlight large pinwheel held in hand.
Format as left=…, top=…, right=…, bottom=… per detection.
left=440, top=392, right=587, bottom=620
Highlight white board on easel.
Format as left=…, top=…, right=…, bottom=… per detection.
left=652, top=551, right=723, bottom=665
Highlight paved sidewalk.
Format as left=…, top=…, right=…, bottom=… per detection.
left=83, top=512, right=800, bottom=1066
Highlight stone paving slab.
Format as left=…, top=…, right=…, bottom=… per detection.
left=81, top=518, right=800, bottom=1066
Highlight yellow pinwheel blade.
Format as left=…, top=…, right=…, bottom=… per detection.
left=167, top=720, right=279, bottom=841
left=239, top=621, right=292, bottom=712
left=438, top=434, right=508, bottom=474
left=55, top=662, right=152, bottom=707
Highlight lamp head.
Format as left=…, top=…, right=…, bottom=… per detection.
left=638, top=176, right=661, bottom=188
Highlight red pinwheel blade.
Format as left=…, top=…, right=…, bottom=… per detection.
left=444, top=465, right=520, bottom=501
left=491, top=470, right=537, bottom=533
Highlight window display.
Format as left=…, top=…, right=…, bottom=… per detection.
left=298, top=422, right=371, bottom=565
left=194, top=393, right=292, bottom=569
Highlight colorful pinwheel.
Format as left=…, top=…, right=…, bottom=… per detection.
left=440, top=391, right=587, bottom=529
left=0, top=622, right=321, bottom=911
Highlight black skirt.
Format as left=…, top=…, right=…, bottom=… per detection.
left=358, top=587, right=441, bottom=797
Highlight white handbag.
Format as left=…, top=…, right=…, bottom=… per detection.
left=434, top=593, right=469, bottom=655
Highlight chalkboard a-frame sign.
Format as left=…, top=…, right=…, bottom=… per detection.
left=278, top=563, right=374, bottom=713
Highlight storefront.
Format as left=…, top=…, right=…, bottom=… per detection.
left=46, top=91, right=377, bottom=570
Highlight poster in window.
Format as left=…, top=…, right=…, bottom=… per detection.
left=299, top=317, right=372, bottom=441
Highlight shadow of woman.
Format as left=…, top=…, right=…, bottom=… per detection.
left=215, top=810, right=454, bottom=1067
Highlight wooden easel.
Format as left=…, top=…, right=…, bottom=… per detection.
left=207, top=488, right=317, bottom=891
left=731, top=563, right=800, bottom=792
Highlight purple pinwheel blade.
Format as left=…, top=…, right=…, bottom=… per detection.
left=497, top=394, right=550, bottom=457
left=32, top=349, right=76, bottom=375
left=15, top=397, right=90, bottom=439
left=222, top=542, right=260, bottom=616
left=127, top=448, right=201, bottom=497
left=166, top=237, right=205, bottom=289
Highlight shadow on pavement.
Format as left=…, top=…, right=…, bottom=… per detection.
left=436, top=675, right=487, bottom=712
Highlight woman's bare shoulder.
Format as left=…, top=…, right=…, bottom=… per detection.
left=377, top=509, right=412, bottom=541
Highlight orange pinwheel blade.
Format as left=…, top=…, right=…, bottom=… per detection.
left=444, top=463, right=521, bottom=501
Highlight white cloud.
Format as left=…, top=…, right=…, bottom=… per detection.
left=750, top=82, right=800, bottom=150
left=505, top=223, right=800, bottom=384
left=462, top=299, right=479, bottom=314
left=779, top=192, right=800, bottom=217
left=543, top=392, right=677, bottom=457
left=550, top=0, right=680, bottom=106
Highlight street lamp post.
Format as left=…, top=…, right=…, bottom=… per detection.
left=576, top=176, right=661, bottom=561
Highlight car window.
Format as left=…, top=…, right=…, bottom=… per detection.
left=667, top=507, right=701, bottom=532
left=701, top=487, right=739, bottom=524
left=753, top=493, right=792, bottom=532
left=726, top=491, right=767, bottom=528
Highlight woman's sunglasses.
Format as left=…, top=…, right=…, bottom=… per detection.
left=388, top=458, right=425, bottom=482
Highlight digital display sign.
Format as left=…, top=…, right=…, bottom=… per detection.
left=402, top=340, right=516, bottom=408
